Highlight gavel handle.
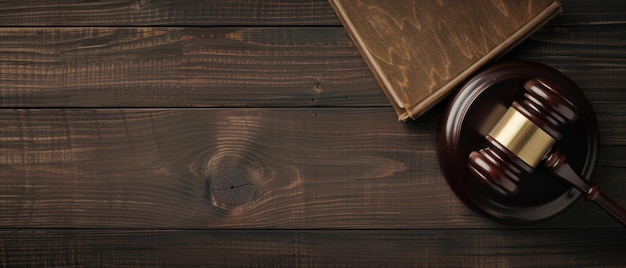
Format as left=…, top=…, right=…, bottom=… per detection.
left=545, top=151, right=626, bottom=226
left=593, top=191, right=626, bottom=226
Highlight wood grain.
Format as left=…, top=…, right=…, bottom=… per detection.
left=0, top=229, right=624, bottom=267
left=0, top=27, right=386, bottom=108
left=330, top=0, right=561, bottom=120
left=555, top=0, right=626, bottom=25
left=0, top=0, right=625, bottom=266
left=0, top=26, right=625, bottom=108
left=0, top=0, right=340, bottom=26
left=0, top=0, right=622, bottom=27
left=0, top=108, right=624, bottom=228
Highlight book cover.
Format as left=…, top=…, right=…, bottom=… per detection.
left=329, top=0, right=562, bottom=121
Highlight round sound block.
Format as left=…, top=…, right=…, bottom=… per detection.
left=437, top=61, right=599, bottom=224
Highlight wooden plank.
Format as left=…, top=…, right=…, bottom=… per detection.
left=1, top=26, right=626, bottom=108
left=509, top=26, right=626, bottom=69
left=0, top=0, right=340, bottom=26
left=0, top=0, right=622, bottom=27
left=555, top=0, right=626, bottom=25
left=0, top=108, right=624, bottom=228
left=0, top=27, right=386, bottom=108
left=0, top=229, right=624, bottom=267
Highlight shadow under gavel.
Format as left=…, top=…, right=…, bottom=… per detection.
left=468, top=78, right=626, bottom=226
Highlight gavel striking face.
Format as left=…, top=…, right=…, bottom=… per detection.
left=467, top=78, right=626, bottom=226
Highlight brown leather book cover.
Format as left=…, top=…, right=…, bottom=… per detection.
left=329, top=0, right=562, bottom=121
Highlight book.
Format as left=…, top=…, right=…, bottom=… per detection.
left=329, top=0, right=562, bottom=121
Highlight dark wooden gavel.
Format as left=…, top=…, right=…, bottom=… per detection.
left=468, top=78, right=626, bottom=226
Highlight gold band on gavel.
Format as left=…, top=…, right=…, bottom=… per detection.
left=488, top=108, right=555, bottom=168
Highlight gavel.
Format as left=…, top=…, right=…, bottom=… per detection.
left=468, top=78, right=626, bottom=226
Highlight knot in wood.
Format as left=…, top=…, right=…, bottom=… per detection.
left=206, top=154, right=258, bottom=209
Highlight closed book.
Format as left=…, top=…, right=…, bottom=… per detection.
left=329, top=0, right=562, bottom=121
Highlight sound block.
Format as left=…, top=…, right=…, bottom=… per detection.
left=437, top=61, right=599, bottom=224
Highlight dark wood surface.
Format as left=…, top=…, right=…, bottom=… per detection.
left=0, top=0, right=624, bottom=266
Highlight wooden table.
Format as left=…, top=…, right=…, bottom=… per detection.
left=0, top=0, right=624, bottom=266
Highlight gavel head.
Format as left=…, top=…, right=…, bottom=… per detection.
left=468, top=78, right=578, bottom=195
